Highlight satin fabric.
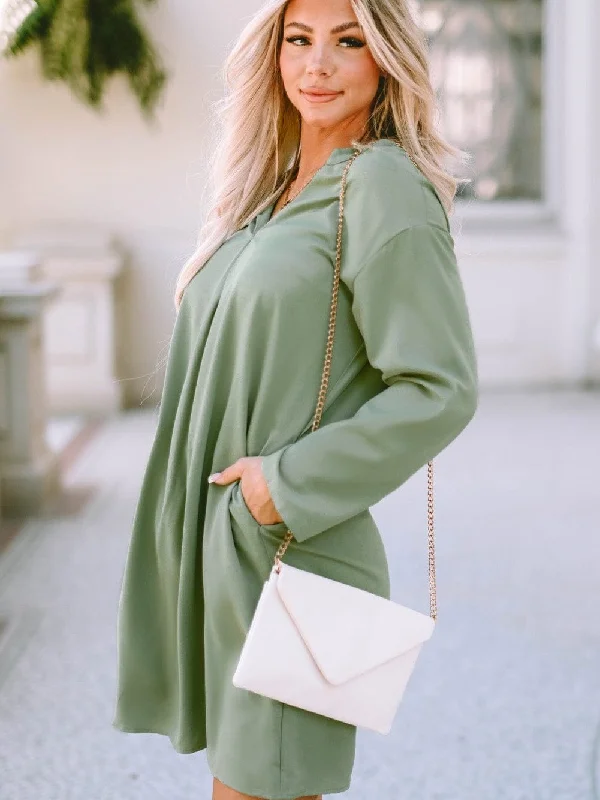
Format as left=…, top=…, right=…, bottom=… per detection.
left=113, top=139, right=478, bottom=799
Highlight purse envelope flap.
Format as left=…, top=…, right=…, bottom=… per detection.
left=276, top=563, right=435, bottom=685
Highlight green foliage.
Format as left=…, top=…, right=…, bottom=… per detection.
left=3, top=0, right=167, bottom=118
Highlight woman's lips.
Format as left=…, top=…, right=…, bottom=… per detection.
left=300, top=89, right=343, bottom=103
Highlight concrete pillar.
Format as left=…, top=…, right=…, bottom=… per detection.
left=0, top=283, right=62, bottom=516
left=13, top=226, right=125, bottom=414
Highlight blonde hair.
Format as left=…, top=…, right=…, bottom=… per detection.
left=174, top=0, right=467, bottom=311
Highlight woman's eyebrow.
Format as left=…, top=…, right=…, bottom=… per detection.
left=284, top=21, right=361, bottom=35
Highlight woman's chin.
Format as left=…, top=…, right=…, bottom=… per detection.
left=297, top=107, right=348, bottom=128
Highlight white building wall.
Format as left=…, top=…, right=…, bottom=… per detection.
left=0, top=0, right=598, bottom=405
left=589, top=0, right=600, bottom=381
left=0, top=0, right=230, bottom=406
left=455, top=0, right=599, bottom=388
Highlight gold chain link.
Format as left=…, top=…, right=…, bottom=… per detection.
left=272, top=144, right=437, bottom=622
left=427, top=460, right=436, bottom=620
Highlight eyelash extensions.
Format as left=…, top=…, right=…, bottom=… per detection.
left=284, top=36, right=366, bottom=49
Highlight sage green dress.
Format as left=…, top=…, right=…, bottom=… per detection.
left=113, top=138, right=478, bottom=799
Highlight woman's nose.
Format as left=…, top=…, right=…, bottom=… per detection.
left=306, top=46, right=333, bottom=77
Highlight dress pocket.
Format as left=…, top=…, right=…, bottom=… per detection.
left=228, top=480, right=258, bottom=531
left=229, top=480, right=289, bottom=536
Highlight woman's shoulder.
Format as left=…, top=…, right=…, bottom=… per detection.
left=344, top=139, right=449, bottom=234
left=339, top=139, right=451, bottom=285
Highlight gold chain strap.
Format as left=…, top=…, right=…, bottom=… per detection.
left=272, top=146, right=437, bottom=622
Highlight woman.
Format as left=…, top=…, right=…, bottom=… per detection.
left=113, top=0, right=479, bottom=798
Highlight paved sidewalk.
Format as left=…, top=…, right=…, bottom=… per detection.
left=0, top=391, right=598, bottom=800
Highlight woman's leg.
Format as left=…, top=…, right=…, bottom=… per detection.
left=212, top=776, right=322, bottom=800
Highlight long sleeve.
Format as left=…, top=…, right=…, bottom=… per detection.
left=260, top=222, right=479, bottom=543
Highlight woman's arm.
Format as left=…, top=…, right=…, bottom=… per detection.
left=259, top=222, right=478, bottom=543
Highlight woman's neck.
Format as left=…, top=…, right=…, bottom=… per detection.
left=294, top=124, right=368, bottom=181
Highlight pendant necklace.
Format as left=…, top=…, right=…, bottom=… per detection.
left=280, top=162, right=321, bottom=210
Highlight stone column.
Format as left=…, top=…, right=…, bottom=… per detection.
left=13, top=227, right=124, bottom=414
left=0, top=283, right=62, bottom=516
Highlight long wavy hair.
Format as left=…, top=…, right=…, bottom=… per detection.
left=173, top=0, right=467, bottom=311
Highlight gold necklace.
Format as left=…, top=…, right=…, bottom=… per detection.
left=281, top=163, right=321, bottom=210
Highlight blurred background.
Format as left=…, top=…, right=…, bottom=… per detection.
left=0, top=1, right=598, bottom=799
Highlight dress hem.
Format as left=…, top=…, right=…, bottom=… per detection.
left=111, top=719, right=207, bottom=755
left=206, top=751, right=352, bottom=800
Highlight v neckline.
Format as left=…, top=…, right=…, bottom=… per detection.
left=258, top=144, right=359, bottom=230
left=250, top=140, right=402, bottom=234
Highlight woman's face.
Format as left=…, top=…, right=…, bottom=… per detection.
left=279, top=0, right=382, bottom=137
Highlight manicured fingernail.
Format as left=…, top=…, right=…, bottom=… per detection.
left=207, top=473, right=222, bottom=483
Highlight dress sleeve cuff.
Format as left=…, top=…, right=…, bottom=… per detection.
left=259, top=446, right=317, bottom=543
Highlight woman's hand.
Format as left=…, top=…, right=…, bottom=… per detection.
left=208, top=457, right=284, bottom=526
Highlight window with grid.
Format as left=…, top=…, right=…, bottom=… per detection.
left=412, top=0, right=544, bottom=202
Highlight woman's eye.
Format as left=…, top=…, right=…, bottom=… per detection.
left=339, top=37, right=365, bottom=48
left=284, top=35, right=365, bottom=49
left=285, top=36, right=310, bottom=46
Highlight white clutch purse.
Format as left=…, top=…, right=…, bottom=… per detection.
left=232, top=560, right=436, bottom=734
left=232, top=147, right=438, bottom=734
